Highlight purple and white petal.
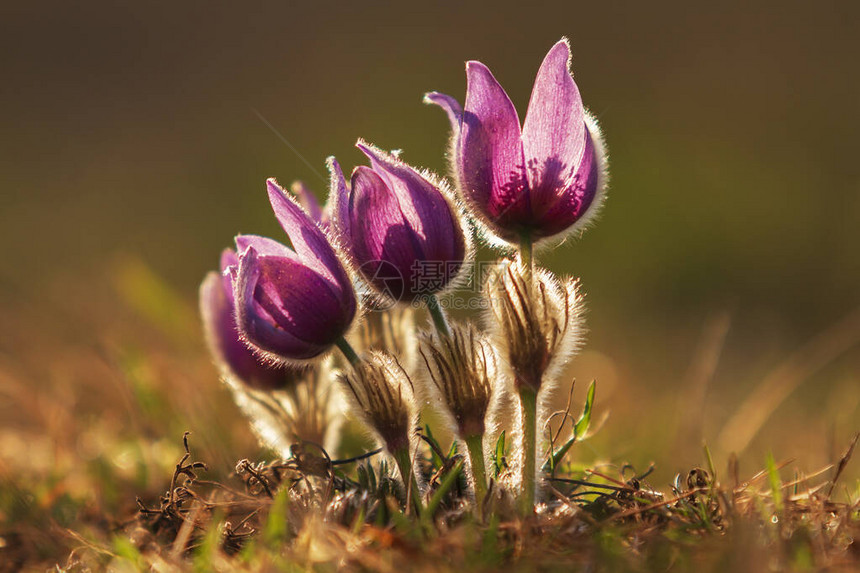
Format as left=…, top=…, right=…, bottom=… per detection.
left=424, top=91, right=463, bottom=142
left=235, top=234, right=298, bottom=260
left=235, top=248, right=332, bottom=360
left=266, top=179, right=351, bottom=295
left=461, top=61, right=529, bottom=224
left=326, top=157, right=351, bottom=243
left=356, top=141, right=453, bottom=247
left=521, top=39, right=588, bottom=210
left=200, top=267, right=291, bottom=389
left=539, top=126, right=601, bottom=238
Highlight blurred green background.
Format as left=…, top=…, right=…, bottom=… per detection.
left=1, top=0, right=858, bottom=497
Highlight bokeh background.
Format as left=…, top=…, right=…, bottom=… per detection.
left=1, top=0, right=858, bottom=562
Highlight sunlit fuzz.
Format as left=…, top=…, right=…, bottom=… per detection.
left=199, top=248, right=301, bottom=391
left=418, top=322, right=497, bottom=440
left=329, top=140, right=471, bottom=305
left=338, top=350, right=417, bottom=456
left=484, top=257, right=584, bottom=512
left=425, top=38, right=608, bottom=247
left=418, top=322, right=499, bottom=506
left=223, top=358, right=346, bottom=458
left=484, top=258, right=584, bottom=394
left=231, top=179, right=358, bottom=365
left=353, top=306, right=418, bottom=369
left=339, top=350, right=422, bottom=508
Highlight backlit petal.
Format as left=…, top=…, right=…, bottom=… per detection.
left=521, top=39, right=588, bottom=207
left=460, top=61, right=528, bottom=220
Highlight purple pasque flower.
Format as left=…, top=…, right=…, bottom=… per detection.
left=329, top=140, right=468, bottom=304
left=425, top=38, right=608, bottom=244
left=231, top=179, right=357, bottom=363
left=199, top=249, right=299, bottom=391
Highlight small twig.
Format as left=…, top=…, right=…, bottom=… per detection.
left=232, top=508, right=261, bottom=533
left=584, top=470, right=630, bottom=488
left=548, top=477, right=631, bottom=493
left=331, top=448, right=384, bottom=466
left=300, top=440, right=335, bottom=503
left=827, top=432, right=859, bottom=499
left=237, top=460, right=274, bottom=499
left=733, top=458, right=794, bottom=494
left=193, top=480, right=261, bottom=501
left=604, top=488, right=708, bottom=523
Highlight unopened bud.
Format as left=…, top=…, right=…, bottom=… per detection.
left=339, top=351, right=416, bottom=454
left=485, top=259, right=583, bottom=393
left=419, top=322, right=497, bottom=438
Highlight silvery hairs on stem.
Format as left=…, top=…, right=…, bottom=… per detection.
left=338, top=350, right=417, bottom=457
left=223, top=358, right=345, bottom=458
left=418, top=321, right=500, bottom=441
left=353, top=306, right=418, bottom=370
left=484, top=257, right=585, bottom=397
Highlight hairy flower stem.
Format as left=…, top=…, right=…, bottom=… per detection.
left=519, top=230, right=533, bottom=286
left=335, top=337, right=361, bottom=367
left=518, top=386, right=538, bottom=515
left=392, top=447, right=423, bottom=515
left=426, top=293, right=451, bottom=338
left=464, top=433, right=488, bottom=511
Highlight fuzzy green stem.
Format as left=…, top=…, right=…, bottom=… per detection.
left=518, top=386, right=538, bottom=515
left=335, top=337, right=361, bottom=367
left=392, top=447, right=422, bottom=515
left=426, top=293, right=451, bottom=338
left=464, top=433, right=488, bottom=511
left=519, top=230, right=533, bottom=285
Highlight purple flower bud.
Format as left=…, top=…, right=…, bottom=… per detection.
left=330, top=140, right=469, bottom=304
left=426, top=38, right=608, bottom=244
left=199, top=249, right=299, bottom=390
left=232, top=179, right=358, bottom=363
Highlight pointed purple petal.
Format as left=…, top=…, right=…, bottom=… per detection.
left=356, top=142, right=446, bottom=238
left=290, top=180, right=324, bottom=224
left=235, top=234, right=298, bottom=259
left=266, top=178, right=352, bottom=297
left=349, top=166, right=414, bottom=261
left=201, top=270, right=232, bottom=362
left=219, top=248, right=241, bottom=305
left=220, top=248, right=239, bottom=273
left=200, top=270, right=292, bottom=389
left=234, top=249, right=307, bottom=356
left=538, top=126, right=601, bottom=238
left=424, top=91, right=463, bottom=141
left=252, top=256, right=352, bottom=345
left=327, top=157, right=351, bottom=242
left=348, top=165, right=423, bottom=301
left=460, top=61, right=528, bottom=221
left=235, top=248, right=351, bottom=360
left=521, top=39, right=588, bottom=207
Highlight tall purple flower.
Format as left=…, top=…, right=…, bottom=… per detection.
left=425, top=38, right=608, bottom=244
left=231, top=179, right=357, bottom=363
left=330, top=140, right=468, bottom=304
left=199, top=249, right=299, bottom=390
